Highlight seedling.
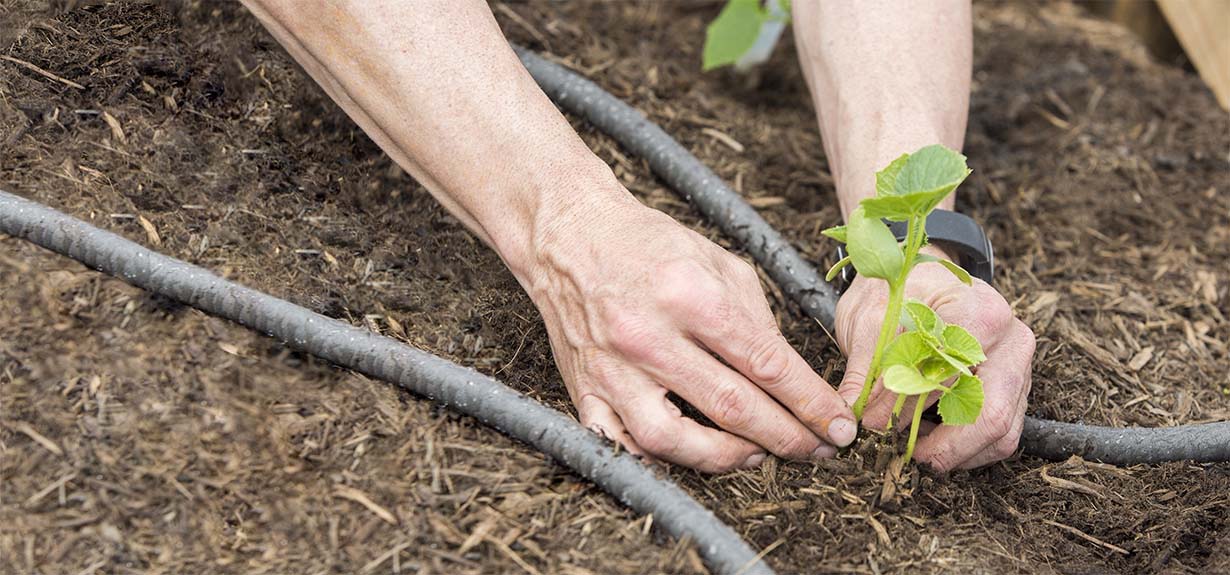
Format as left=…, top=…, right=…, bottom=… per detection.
left=822, top=144, right=986, bottom=461
left=702, top=0, right=791, bottom=71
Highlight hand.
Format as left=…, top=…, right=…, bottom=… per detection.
left=518, top=194, right=857, bottom=473
left=835, top=246, right=1035, bottom=471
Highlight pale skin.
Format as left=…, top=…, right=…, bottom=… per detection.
left=243, top=0, right=1034, bottom=473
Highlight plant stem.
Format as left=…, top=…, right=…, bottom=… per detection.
left=851, top=214, right=928, bottom=419
left=904, top=393, right=928, bottom=462
left=887, top=392, right=908, bottom=431
left=852, top=280, right=903, bottom=418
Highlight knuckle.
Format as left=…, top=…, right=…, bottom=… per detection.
left=710, top=447, right=750, bottom=472
left=927, top=448, right=958, bottom=473
left=632, top=421, right=678, bottom=456
left=710, top=383, right=753, bottom=430
left=993, top=432, right=1021, bottom=460
left=655, top=259, right=711, bottom=309
left=746, top=332, right=792, bottom=386
left=731, top=258, right=761, bottom=286
left=980, top=399, right=1015, bottom=440
left=774, top=430, right=818, bottom=459
left=602, top=307, right=658, bottom=361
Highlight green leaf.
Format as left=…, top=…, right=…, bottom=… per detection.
left=931, top=346, right=974, bottom=377
left=882, top=364, right=944, bottom=396
left=915, top=254, right=972, bottom=285
left=825, top=256, right=852, bottom=282
left=883, top=332, right=931, bottom=368
left=859, top=195, right=915, bottom=222
left=703, top=0, right=768, bottom=71
left=902, top=300, right=944, bottom=338
left=821, top=224, right=847, bottom=244
left=868, top=145, right=972, bottom=218
left=890, top=144, right=972, bottom=198
left=942, top=325, right=986, bottom=365
left=938, top=374, right=984, bottom=425
left=845, top=206, right=903, bottom=280
left=875, top=154, right=909, bottom=197
left=919, top=357, right=960, bottom=383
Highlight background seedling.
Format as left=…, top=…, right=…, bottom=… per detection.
left=702, top=0, right=791, bottom=71
left=823, top=144, right=986, bottom=462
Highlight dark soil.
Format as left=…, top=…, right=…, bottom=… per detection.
left=2, top=2, right=1228, bottom=574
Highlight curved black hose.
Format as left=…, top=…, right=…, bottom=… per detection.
left=514, top=47, right=1230, bottom=465
left=1021, top=417, right=1230, bottom=464
left=0, top=189, right=775, bottom=575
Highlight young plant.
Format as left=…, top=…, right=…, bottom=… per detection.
left=702, top=0, right=791, bottom=71
left=822, top=144, right=986, bottom=461
left=880, top=301, right=985, bottom=460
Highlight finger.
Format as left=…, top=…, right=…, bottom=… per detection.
left=912, top=323, right=1035, bottom=472
left=695, top=324, right=857, bottom=449
left=609, top=378, right=766, bottom=473
left=957, top=399, right=1026, bottom=470
left=576, top=392, right=647, bottom=458
left=957, top=329, right=1032, bottom=470
left=929, top=281, right=1013, bottom=350
left=647, top=343, right=836, bottom=460
left=835, top=321, right=887, bottom=427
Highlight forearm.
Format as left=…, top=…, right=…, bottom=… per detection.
left=241, top=0, right=629, bottom=279
left=794, top=0, right=972, bottom=220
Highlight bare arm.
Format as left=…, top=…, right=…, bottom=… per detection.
left=795, top=0, right=971, bottom=219
left=242, top=0, right=857, bottom=472
left=241, top=0, right=621, bottom=278
left=795, top=1, right=1036, bottom=471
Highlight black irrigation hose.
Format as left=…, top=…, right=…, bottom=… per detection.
left=1021, top=417, right=1230, bottom=465
left=0, top=189, right=775, bottom=575
left=514, top=47, right=1230, bottom=465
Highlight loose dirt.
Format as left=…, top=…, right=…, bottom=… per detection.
left=2, top=2, right=1227, bottom=574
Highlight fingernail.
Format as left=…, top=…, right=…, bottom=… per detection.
left=589, top=424, right=610, bottom=440
left=812, top=444, right=837, bottom=459
left=743, top=453, right=766, bottom=469
left=829, top=417, right=857, bottom=447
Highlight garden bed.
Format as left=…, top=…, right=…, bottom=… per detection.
left=2, top=2, right=1227, bottom=573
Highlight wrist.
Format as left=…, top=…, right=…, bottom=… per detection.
left=487, top=156, right=638, bottom=285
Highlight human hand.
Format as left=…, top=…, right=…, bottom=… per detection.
left=835, top=246, right=1035, bottom=471
left=517, top=194, right=856, bottom=473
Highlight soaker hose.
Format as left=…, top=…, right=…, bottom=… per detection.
left=513, top=47, right=1230, bottom=465
left=0, top=189, right=775, bottom=575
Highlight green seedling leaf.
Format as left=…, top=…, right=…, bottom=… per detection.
left=891, top=144, right=971, bottom=198
left=846, top=206, right=903, bottom=280
left=859, top=195, right=916, bottom=221
left=821, top=224, right=848, bottom=244
left=941, top=325, right=986, bottom=365
left=875, top=154, right=910, bottom=197
left=882, top=364, right=943, bottom=396
left=902, top=300, right=944, bottom=339
left=931, top=346, right=974, bottom=377
left=938, top=374, right=984, bottom=425
left=703, top=0, right=768, bottom=71
left=916, top=254, right=972, bottom=285
left=919, top=357, right=960, bottom=383
left=825, top=256, right=852, bottom=282
left=866, top=145, right=972, bottom=219
left=883, top=331, right=931, bottom=368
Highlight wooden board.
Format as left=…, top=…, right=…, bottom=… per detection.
left=1157, top=0, right=1230, bottom=110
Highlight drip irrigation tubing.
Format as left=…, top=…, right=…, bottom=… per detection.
left=0, top=189, right=775, bottom=575
left=513, top=46, right=1230, bottom=465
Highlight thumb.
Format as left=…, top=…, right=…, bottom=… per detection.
left=838, top=336, right=875, bottom=410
